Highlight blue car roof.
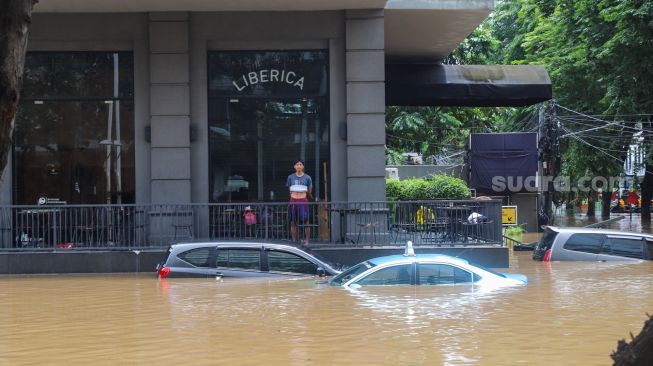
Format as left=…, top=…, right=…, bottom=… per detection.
left=367, top=254, right=469, bottom=266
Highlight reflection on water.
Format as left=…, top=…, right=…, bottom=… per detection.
left=555, top=212, right=652, bottom=233
left=1, top=253, right=652, bottom=365
left=522, top=213, right=653, bottom=244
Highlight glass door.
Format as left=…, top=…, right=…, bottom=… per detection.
left=209, top=97, right=328, bottom=202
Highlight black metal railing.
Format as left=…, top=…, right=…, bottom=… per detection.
left=0, top=200, right=502, bottom=250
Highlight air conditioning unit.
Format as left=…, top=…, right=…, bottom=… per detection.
left=385, top=167, right=399, bottom=180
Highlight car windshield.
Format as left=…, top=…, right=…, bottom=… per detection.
left=538, top=229, right=558, bottom=250
left=329, top=262, right=374, bottom=285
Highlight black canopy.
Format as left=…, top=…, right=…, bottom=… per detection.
left=386, top=64, right=552, bottom=107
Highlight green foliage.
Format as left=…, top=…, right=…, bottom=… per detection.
left=386, top=0, right=653, bottom=193
left=385, top=178, right=402, bottom=201
left=504, top=225, right=527, bottom=241
left=386, top=175, right=471, bottom=200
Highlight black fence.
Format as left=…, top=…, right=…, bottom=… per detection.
left=0, top=200, right=502, bottom=250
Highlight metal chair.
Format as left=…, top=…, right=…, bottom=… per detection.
left=422, top=217, right=451, bottom=244
left=172, top=211, right=194, bottom=241
left=461, top=219, right=494, bottom=243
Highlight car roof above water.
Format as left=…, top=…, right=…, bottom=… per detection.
left=367, top=254, right=470, bottom=266
left=547, top=226, right=653, bottom=239
left=169, top=242, right=305, bottom=252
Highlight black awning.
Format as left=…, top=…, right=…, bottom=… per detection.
left=386, top=64, right=552, bottom=107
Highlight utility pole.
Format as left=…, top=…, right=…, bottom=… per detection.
left=539, top=100, right=559, bottom=227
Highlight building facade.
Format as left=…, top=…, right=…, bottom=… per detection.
left=0, top=1, right=494, bottom=206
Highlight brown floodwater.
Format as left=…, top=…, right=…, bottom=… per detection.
left=1, top=252, right=652, bottom=365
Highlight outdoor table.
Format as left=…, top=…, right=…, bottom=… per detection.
left=431, top=205, right=480, bottom=241
left=329, top=206, right=360, bottom=244
left=16, top=208, right=62, bottom=247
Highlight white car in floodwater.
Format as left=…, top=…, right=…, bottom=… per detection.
left=329, top=243, right=528, bottom=289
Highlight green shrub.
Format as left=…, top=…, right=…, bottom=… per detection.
left=385, top=179, right=402, bottom=201
left=386, top=174, right=471, bottom=200
left=504, top=225, right=527, bottom=242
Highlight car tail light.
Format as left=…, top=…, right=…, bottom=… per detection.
left=543, top=249, right=552, bottom=262
left=158, top=266, right=171, bottom=279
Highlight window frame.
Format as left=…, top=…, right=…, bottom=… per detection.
left=176, top=247, right=216, bottom=268
left=416, top=262, right=477, bottom=286
left=353, top=263, right=416, bottom=286
left=562, top=233, right=606, bottom=254
left=600, top=236, right=645, bottom=259
left=206, top=50, right=330, bottom=203
left=13, top=51, right=136, bottom=205
left=215, top=247, right=263, bottom=272
left=264, top=249, right=319, bottom=275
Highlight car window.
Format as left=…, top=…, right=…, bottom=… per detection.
left=537, top=229, right=558, bottom=251
left=647, top=240, right=653, bottom=260
left=216, top=249, right=260, bottom=270
left=356, top=264, right=412, bottom=286
left=177, top=247, right=212, bottom=267
left=563, top=234, right=605, bottom=254
left=418, top=264, right=475, bottom=285
left=267, top=250, right=317, bottom=275
left=601, top=237, right=644, bottom=259
left=330, top=262, right=372, bottom=285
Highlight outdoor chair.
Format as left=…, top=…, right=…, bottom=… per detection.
left=213, top=209, right=239, bottom=239
left=356, top=222, right=379, bottom=244
left=421, top=217, right=451, bottom=244
left=389, top=204, right=418, bottom=244
left=461, top=219, right=494, bottom=243
left=172, top=210, right=194, bottom=241
left=256, top=207, right=288, bottom=240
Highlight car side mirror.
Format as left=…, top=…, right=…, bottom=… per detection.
left=317, top=267, right=326, bottom=277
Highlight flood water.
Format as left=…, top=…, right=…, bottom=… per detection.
left=1, top=251, right=652, bottom=365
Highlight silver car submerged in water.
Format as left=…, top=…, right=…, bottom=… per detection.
left=533, top=226, right=653, bottom=262
left=330, top=249, right=527, bottom=289
left=157, top=242, right=340, bottom=279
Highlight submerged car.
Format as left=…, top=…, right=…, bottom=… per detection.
left=329, top=245, right=527, bottom=289
left=157, top=242, right=340, bottom=279
left=533, top=226, right=653, bottom=262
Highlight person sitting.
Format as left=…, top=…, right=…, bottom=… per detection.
left=467, top=212, right=488, bottom=224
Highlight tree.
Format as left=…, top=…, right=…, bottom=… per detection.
left=0, top=0, right=38, bottom=180
left=492, top=0, right=653, bottom=219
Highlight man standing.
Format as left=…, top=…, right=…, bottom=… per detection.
left=287, top=160, right=313, bottom=245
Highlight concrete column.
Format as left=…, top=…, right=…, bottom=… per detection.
left=148, top=12, right=191, bottom=204
left=345, top=10, right=386, bottom=202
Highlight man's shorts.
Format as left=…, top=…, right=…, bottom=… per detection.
left=289, top=197, right=309, bottom=224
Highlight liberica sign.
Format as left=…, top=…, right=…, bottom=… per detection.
left=233, top=69, right=305, bottom=91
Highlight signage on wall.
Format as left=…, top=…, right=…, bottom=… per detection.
left=233, top=69, right=305, bottom=92
left=38, top=197, right=67, bottom=205
left=501, top=205, right=518, bottom=226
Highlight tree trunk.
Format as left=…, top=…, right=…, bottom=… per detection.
left=0, top=0, right=37, bottom=181
left=641, top=164, right=652, bottom=221
left=601, top=191, right=612, bottom=219
left=612, top=314, right=653, bottom=366
left=587, top=191, right=596, bottom=217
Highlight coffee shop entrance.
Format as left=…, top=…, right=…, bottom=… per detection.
left=207, top=50, right=329, bottom=203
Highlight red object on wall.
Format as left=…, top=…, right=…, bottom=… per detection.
left=627, top=192, right=640, bottom=205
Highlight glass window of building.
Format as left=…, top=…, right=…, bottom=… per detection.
left=207, top=50, right=329, bottom=202
left=13, top=52, right=135, bottom=205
